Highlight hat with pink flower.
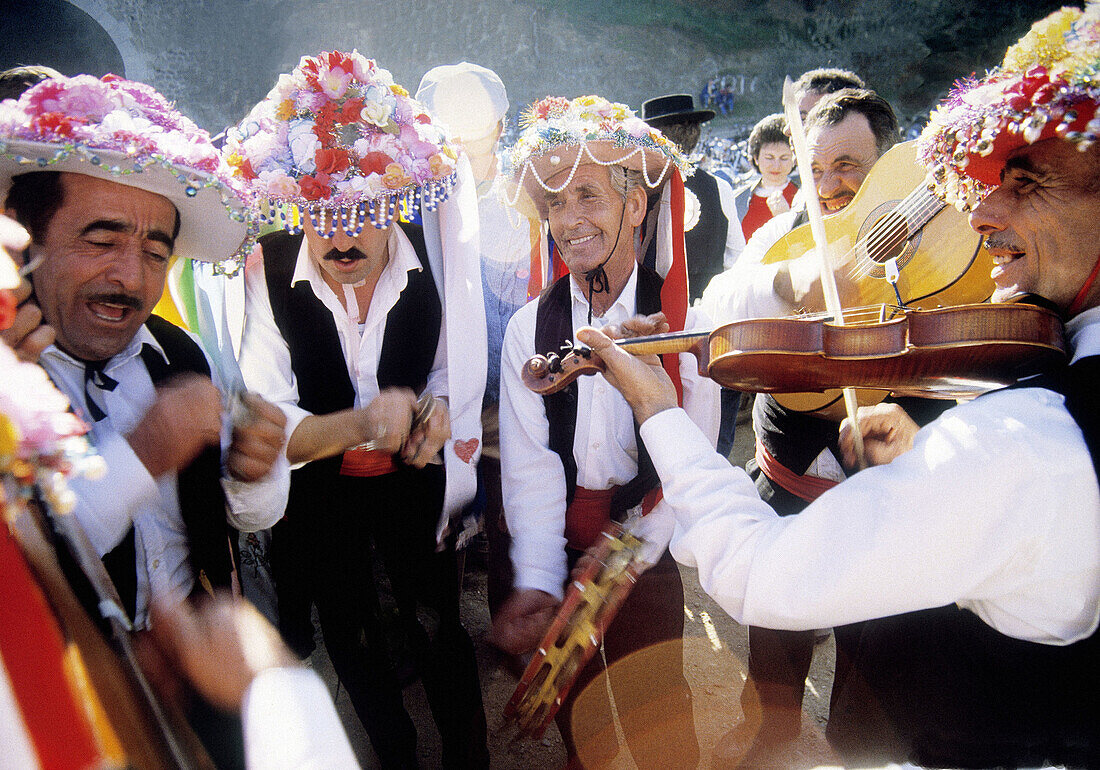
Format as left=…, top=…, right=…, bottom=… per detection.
left=509, top=94, right=692, bottom=218
left=918, top=2, right=1100, bottom=210
left=0, top=74, right=253, bottom=270
left=226, top=50, right=460, bottom=236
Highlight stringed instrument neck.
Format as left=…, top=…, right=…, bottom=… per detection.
left=613, top=329, right=709, bottom=357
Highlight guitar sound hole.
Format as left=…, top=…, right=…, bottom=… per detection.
left=867, top=211, right=911, bottom=263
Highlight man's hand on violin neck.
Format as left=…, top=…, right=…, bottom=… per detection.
left=575, top=326, right=678, bottom=424
left=603, top=312, right=669, bottom=340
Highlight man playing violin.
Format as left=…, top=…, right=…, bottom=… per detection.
left=488, top=95, right=720, bottom=767
left=701, top=86, right=918, bottom=760
left=574, top=5, right=1100, bottom=767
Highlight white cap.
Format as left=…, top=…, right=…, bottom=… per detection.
left=416, top=62, right=509, bottom=142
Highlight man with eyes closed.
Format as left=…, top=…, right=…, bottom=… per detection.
left=0, top=74, right=289, bottom=637
left=488, top=95, right=719, bottom=768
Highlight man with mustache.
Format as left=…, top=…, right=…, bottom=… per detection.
left=699, top=85, right=903, bottom=762
left=572, top=4, right=1100, bottom=766
left=0, top=74, right=289, bottom=634
left=229, top=52, right=488, bottom=767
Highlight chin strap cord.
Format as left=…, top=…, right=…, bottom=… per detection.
left=583, top=199, right=628, bottom=326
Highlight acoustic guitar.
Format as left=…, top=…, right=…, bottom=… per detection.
left=760, top=140, right=993, bottom=413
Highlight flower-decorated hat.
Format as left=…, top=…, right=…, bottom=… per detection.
left=509, top=94, right=692, bottom=218
left=226, top=50, right=460, bottom=236
left=918, top=2, right=1100, bottom=210
left=0, top=74, right=253, bottom=269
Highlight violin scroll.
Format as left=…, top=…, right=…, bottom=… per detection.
left=522, top=342, right=604, bottom=395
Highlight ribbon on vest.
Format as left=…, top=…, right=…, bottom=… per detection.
left=0, top=523, right=105, bottom=769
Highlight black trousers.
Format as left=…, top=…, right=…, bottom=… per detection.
left=742, top=459, right=816, bottom=724
left=272, top=463, right=488, bottom=769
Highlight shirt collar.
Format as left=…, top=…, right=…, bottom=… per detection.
left=289, top=227, right=422, bottom=291
left=41, top=323, right=163, bottom=374
left=1065, top=304, right=1100, bottom=362
left=568, top=260, right=640, bottom=320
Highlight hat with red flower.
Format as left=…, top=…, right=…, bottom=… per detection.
left=509, top=94, right=692, bottom=218
left=226, top=50, right=460, bottom=236
left=0, top=74, right=253, bottom=271
left=918, top=2, right=1100, bottom=210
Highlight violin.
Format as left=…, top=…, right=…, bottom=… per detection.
left=522, top=302, right=1066, bottom=399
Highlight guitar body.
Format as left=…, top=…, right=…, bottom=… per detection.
left=761, top=140, right=992, bottom=414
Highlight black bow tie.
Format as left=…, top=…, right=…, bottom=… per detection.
left=82, top=360, right=118, bottom=422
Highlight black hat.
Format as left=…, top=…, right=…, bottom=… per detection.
left=641, top=94, right=715, bottom=127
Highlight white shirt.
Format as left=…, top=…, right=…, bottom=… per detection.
left=700, top=208, right=799, bottom=324
left=646, top=306, right=1100, bottom=646
left=500, top=264, right=721, bottom=598
left=238, top=229, right=448, bottom=458
left=40, top=328, right=290, bottom=627
left=0, top=657, right=358, bottom=770
left=716, top=172, right=747, bottom=270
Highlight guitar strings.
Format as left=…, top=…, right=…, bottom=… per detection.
left=841, top=187, right=944, bottom=283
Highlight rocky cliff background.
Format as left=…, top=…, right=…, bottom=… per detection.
left=2, top=0, right=1067, bottom=136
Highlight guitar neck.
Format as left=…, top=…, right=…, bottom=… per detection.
left=902, top=185, right=946, bottom=231
left=615, top=330, right=709, bottom=357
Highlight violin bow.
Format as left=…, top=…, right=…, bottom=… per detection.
left=781, top=77, right=867, bottom=469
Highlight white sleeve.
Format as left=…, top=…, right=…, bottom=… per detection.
left=499, top=304, right=570, bottom=598
left=679, top=307, right=721, bottom=447
left=242, top=668, right=359, bottom=770
left=716, top=176, right=746, bottom=269
left=221, top=453, right=290, bottom=533
left=69, top=432, right=159, bottom=555
left=237, top=249, right=312, bottom=456
left=699, top=211, right=799, bottom=324
left=643, top=389, right=1100, bottom=644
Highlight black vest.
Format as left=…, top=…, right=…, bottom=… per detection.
left=683, top=169, right=728, bottom=302
left=259, top=226, right=441, bottom=490
left=101, top=315, right=231, bottom=619
left=828, top=356, right=1100, bottom=769
left=534, top=267, right=664, bottom=515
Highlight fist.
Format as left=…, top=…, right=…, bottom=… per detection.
left=128, top=374, right=222, bottom=478
left=226, top=393, right=287, bottom=482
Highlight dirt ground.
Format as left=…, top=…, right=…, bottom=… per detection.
left=311, top=404, right=842, bottom=769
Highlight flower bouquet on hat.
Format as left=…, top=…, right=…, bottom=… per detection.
left=508, top=94, right=692, bottom=217
left=226, top=50, right=460, bottom=236
left=0, top=74, right=253, bottom=272
left=918, top=1, right=1100, bottom=210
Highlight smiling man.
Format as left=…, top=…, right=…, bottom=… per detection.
left=489, top=95, right=719, bottom=768
left=0, top=75, right=289, bottom=634
left=573, top=5, right=1100, bottom=767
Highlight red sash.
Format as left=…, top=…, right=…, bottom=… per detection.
left=754, top=438, right=839, bottom=503
left=339, top=447, right=397, bottom=477
left=564, top=485, right=664, bottom=551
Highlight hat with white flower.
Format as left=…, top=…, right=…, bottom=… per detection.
left=226, top=50, right=460, bottom=236
left=0, top=74, right=253, bottom=270
left=918, top=2, right=1100, bottom=210
left=508, top=94, right=692, bottom=218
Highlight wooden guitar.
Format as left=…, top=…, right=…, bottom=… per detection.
left=760, top=140, right=993, bottom=413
